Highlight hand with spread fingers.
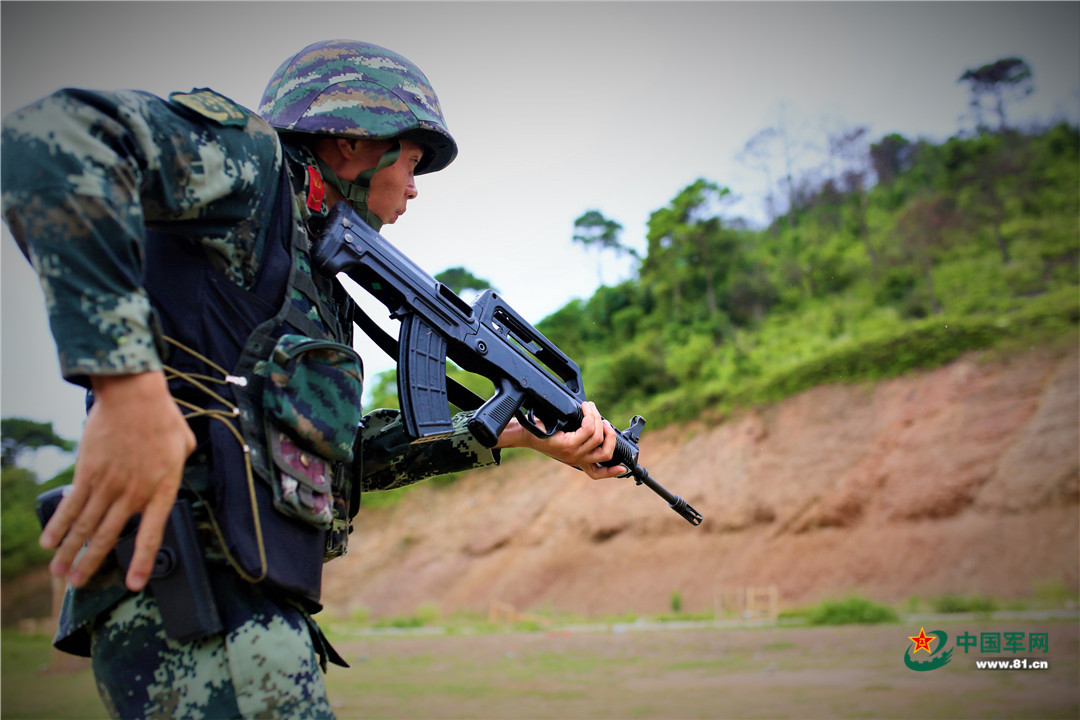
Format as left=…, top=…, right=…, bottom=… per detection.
left=39, top=371, right=195, bottom=592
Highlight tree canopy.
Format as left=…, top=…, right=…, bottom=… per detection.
left=1, top=418, right=75, bottom=469
left=1, top=418, right=75, bottom=578
left=434, top=266, right=494, bottom=296
left=537, top=119, right=1077, bottom=422
left=959, top=56, right=1035, bottom=132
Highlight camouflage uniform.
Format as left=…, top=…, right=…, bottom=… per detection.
left=91, top=571, right=337, bottom=719
left=2, top=43, right=493, bottom=719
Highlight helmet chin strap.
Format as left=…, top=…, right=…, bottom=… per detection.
left=316, top=140, right=401, bottom=232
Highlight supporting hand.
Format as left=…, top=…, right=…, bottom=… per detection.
left=495, top=401, right=626, bottom=479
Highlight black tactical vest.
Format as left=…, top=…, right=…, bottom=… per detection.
left=142, top=154, right=358, bottom=609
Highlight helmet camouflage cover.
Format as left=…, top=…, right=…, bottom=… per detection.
left=258, top=39, right=457, bottom=174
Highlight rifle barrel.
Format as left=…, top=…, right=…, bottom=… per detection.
left=633, top=467, right=703, bottom=525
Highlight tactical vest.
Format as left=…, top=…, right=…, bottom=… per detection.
left=143, top=151, right=362, bottom=610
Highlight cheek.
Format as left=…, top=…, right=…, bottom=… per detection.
left=376, top=169, right=408, bottom=197
left=367, top=178, right=394, bottom=205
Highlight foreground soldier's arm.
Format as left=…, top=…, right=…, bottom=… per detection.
left=360, top=401, right=621, bottom=494
left=3, top=88, right=279, bottom=590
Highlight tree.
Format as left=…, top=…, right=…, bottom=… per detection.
left=1, top=418, right=74, bottom=579
left=893, top=194, right=960, bottom=316
left=826, top=125, right=869, bottom=190
left=737, top=127, right=783, bottom=225
left=822, top=124, right=885, bottom=275
left=572, top=210, right=635, bottom=285
left=943, top=134, right=1027, bottom=264
left=643, top=179, right=750, bottom=339
left=817, top=124, right=871, bottom=231
left=434, top=266, right=494, bottom=296
left=736, top=105, right=813, bottom=229
left=959, top=57, right=1035, bottom=133
left=870, top=133, right=914, bottom=185
left=1, top=417, right=75, bottom=469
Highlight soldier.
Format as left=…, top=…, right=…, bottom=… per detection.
left=2, top=39, right=623, bottom=718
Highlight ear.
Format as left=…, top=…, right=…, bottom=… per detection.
left=335, top=137, right=359, bottom=161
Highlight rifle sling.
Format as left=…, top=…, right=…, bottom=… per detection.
left=351, top=303, right=485, bottom=413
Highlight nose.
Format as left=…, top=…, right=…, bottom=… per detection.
left=406, top=177, right=418, bottom=200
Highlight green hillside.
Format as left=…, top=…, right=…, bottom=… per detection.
left=540, top=124, right=1079, bottom=426
left=367, top=122, right=1078, bottom=431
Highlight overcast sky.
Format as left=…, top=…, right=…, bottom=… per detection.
left=3, top=1, right=1079, bottom=476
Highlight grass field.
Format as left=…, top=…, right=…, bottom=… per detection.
left=2, top=618, right=1077, bottom=719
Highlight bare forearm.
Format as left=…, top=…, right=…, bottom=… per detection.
left=494, top=401, right=625, bottom=480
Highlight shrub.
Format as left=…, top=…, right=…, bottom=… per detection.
left=930, top=594, right=998, bottom=614
left=806, top=596, right=899, bottom=625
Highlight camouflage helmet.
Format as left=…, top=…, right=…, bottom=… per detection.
left=258, top=39, right=457, bottom=174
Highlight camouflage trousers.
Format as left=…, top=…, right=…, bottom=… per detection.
left=89, top=577, right=336, bottom=719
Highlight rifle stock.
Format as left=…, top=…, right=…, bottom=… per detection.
left=313, top=202, right=702, bottom=526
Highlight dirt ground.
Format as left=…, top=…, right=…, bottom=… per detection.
left=321, top=619, right=1079, bottom=719
left=4, top=619, right=1076, bottom=719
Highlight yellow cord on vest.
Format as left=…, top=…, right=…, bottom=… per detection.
left=161, top=335, right=269, bottom=584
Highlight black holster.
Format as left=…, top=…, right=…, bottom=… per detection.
left=36, top=487, right=223, bottom=643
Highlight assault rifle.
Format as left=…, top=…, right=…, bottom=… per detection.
left=312, top=202, right=703, bottom=526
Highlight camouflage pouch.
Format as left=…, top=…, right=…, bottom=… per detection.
left=257, top=334, right=364, bottom=530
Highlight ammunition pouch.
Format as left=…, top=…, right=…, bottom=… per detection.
left=258, top=334, right=364, bottom=553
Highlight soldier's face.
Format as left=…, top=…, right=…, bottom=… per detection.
left=366, top=139, right=424, bottom=225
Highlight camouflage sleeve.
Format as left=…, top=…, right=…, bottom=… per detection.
left=1, top=87, right=280, bottom=386
left=360, top=408, right=500, bottom=491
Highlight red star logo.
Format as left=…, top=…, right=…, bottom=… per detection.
left=908, top=628, right=936, bottom=654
